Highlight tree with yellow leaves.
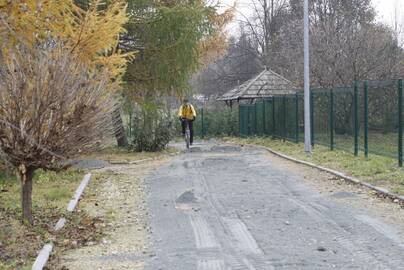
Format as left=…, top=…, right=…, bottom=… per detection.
left=0, top=0, right=129, bottom=223
left=0, top=0, right=129, bottom=83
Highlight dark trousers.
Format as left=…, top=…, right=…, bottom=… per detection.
left=181, top=119, right=194, bottom=144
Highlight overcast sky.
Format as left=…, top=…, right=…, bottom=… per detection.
left=222, top=0, right=404, bottom=35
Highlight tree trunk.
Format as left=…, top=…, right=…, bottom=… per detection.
left=113, top=108, right=128, bottom=147
left=18, top=165, right=35, bottom=224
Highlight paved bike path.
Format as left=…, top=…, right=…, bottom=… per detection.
left=144, top=142, right=404, bottom=269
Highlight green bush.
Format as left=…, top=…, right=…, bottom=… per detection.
left=130, top=102, right=173, bottom=152
left=132, top=120, right=172, bottom=152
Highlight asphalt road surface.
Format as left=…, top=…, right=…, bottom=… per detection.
left=144, top=141, right=404, bottom=270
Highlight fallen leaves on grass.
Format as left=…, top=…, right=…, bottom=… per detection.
left=0, top=205, right=107, bottom=270
left=0, top=206, right=59, bottom=269
left=46, top=212, right=107, bottom=269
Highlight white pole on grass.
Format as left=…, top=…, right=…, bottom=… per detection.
left=304, top=0, right=312, bottom=153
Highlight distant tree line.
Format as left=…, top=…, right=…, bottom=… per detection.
left=192, top=0, right=404, bottom=99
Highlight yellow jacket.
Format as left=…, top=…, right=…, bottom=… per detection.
left=178, top=104, right=196, bottom=120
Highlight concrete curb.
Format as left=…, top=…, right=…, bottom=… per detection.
left=32, top=173, right=92, bottom=270
left=54, top=218, right=67, bottom=231
left=67, top=173, right=92, bottom=212
left=239, top=143, right=404, bottom=205
left=32, top=244, right=53, bottom=270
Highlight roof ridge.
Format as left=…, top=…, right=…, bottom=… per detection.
left=256, top=81, right=269, bottom=96
left=265, top=69, right=295, bottom=86
left=242, top=69, right=267, bottom=93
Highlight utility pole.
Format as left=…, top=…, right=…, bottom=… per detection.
left=304, top=0, right=312, bottom=153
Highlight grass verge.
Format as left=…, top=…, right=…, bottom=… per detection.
left=0, top=168, right=86, bottom=269
left=225, top=137, right=404, bottom=196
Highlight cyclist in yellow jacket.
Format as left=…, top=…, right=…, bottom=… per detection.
left=178, top=98, right=197, bottom=145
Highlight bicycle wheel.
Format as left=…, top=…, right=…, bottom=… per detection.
left=185, top=128, right=190, bottom=149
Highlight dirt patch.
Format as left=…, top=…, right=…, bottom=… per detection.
left=83, top=146, right=178, bottom=164
left=263, top=151, right=404, bottom=230
left=58, top=158, right=169, bottom=270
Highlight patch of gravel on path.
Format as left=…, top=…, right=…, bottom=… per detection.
left=263, top=151, right=404, bottom=230
left=60, top=159, right=168, bottom=270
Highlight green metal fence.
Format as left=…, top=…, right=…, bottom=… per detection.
left=194, top=105, right=239, bottom=138
left=234, top=79, right=403, bottom=166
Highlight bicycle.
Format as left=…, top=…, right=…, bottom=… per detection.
left=182, top=119, right=191, bottom=149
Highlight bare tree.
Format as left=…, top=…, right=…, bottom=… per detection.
left=191, top=32, right=261, bottom=100
left=308, top=0, right=402, bottom=86
left=240, top=0, right=403, bottom=86
left=195, top=0, right=404, bottom=102
left=240, top=0, right=289, bottom=66
left=0, top=45, right=117, bottom=223
left=391, top=0, right=404, bottom=76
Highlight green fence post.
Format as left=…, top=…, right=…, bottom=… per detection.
left=329, top=89, right=334, bottom=150
left=354, top=81, right=359, bottom=156
left=244, top=105, right=248, bottom=137
left=282, top=96, right=286, bottom=141
left=398, top=79, right=403, bottom=167
left=295, top=93, right=299, bottom=143
left=237, top=105, right=239, bottom=136
left=310, top=91, right=314, bottom=147
left=251, top=105, right=254, bottom=136
left=241, top=104, right=244, bottom=137
left=272, top=98, right=276, bottom=139
left=254, top=102, right=258, bottom=135
left=238, top=104, right=241, bottom=137
left=364, top=81, right=369, bottom=158
left=262, top=99, right=266, bottom=136
left=247, top=106, right=251, bottom=136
